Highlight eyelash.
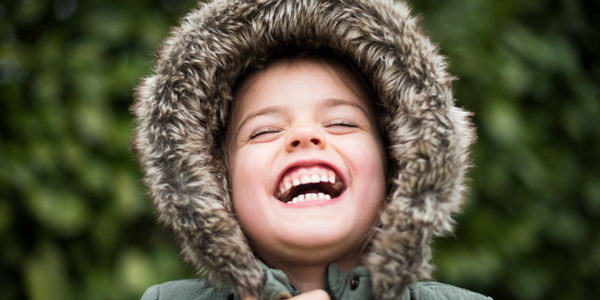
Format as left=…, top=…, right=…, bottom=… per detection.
left=324, top=120, right=359, bottom=128
left=249, top=127, right=281, bottom=140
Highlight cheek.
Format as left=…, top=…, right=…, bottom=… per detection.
left=230, top=158, right=261, bottom=234
left=229, top=146, right=274, bottom=213
left=345, top=135, right=386, bottom=181
left=344, top=134, right=387, bottom=219
left=229, top=149, right=277, bottom=248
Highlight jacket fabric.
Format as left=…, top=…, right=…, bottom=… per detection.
left=141, top=263, right=491, bottom=300
left=130, top=0, right=477, bottom=299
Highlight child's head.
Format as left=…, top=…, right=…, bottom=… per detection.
left=226, top=54, right=387, bottom=269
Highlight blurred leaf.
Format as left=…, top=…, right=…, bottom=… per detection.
left=14, top=0, right=47, bottom=25
left=583, top=179, right=600, bottom=216
left=24, top=242, right=72, bottom=300
left=116, top=248, right=159, bottom=297
left=0, top=199, right=14, bottom=236
left=112, top=167, right=145, bottom=222
left=26, top=187, right=90, bottom=236
left=481, top=97, right=524, bottom=147
left=507, top=266, right=549, bottom=300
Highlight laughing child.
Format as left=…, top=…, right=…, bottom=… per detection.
left=131, top=0, right=490, bottom=299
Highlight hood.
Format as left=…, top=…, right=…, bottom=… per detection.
left=130, top=0, right=475, bottom=299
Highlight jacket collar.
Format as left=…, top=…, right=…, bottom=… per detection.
left=325, top=264, right=372, bottom=300
left=252, top=262, right=377, bottom=300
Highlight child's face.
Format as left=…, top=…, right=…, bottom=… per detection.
left=228, top=58, right=386, bottom=267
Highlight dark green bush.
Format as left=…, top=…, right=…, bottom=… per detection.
left=1, top=0, right=598, bottom=299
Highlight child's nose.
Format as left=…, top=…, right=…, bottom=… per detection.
left=285, top=123, right=326, bottom=152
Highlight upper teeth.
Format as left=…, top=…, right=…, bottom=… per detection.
left=277, top=172, right=341, bottom=201
left=297, top=174, right=334, bottom=185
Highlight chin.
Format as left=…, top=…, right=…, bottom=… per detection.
left=267, top=226, right=364, bottom=259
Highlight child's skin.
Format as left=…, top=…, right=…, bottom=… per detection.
left=228, top=58, right=387, bottom=298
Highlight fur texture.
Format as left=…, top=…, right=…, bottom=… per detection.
left=130, top=0, right=475, bottom=299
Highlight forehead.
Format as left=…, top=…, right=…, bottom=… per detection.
left=229, top=57, right=375, bottom=127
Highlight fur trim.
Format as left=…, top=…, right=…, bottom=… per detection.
left=130, top=0, right=475, bottom=299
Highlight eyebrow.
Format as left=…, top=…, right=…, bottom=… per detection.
left=236, top=105, right=285, bottom=134
left=318, top=98, right=370, bottom=118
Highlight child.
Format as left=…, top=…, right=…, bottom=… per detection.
left=131, top=0, right=488, bottom=299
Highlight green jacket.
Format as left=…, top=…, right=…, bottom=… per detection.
left=141, top=263, right=491, bottom=300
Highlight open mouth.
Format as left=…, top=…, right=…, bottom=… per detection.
left=276, top=165, right=345, bottom=204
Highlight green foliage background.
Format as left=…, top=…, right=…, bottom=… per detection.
left=1, top=0, right=598, bottom=299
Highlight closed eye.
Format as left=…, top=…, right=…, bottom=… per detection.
left=249, top=127, right=282, bottom=140
left=324, top=120, right=359, bottom=128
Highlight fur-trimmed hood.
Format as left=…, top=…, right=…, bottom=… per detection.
left=130, top=0, right=475, bottom=299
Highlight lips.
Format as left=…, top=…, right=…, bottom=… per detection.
left=275, top=164, right=345, bottom=204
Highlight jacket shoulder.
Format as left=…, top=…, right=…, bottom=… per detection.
left=140, top=279, right=232, bottom=300
left=411, top=282, right=492, bottom=300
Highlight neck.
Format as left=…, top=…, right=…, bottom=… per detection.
left=277, top=263, right=328, bottom=292
left=263, top=254, right=362, bottom=293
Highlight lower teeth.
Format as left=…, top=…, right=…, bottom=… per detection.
left=287, top=193, right=332, bottom=204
